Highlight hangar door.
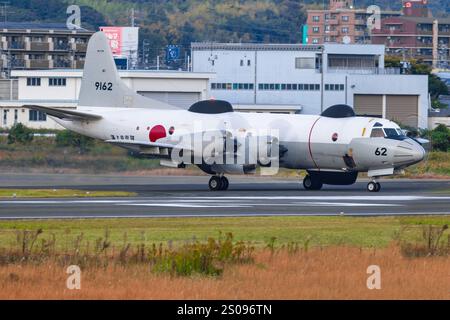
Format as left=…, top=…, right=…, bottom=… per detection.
left=354, top=94, right=419, bottom=127
left=386, top=95, right=418, bottom=128
left=353, top=94, right=382, bottom=117
left=137, top=92, right=201, bottom=109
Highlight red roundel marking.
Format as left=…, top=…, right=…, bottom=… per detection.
left=332, top=133, right=338, bottom=142
left=149, top=125, right=166, bottom=142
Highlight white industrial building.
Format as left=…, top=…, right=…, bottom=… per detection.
left=192, top=43, right=429, bottom=128
left=0, top=70, right=214, bottom=129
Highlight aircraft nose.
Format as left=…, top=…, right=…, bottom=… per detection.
left=394, top=139, right=426, bottom=166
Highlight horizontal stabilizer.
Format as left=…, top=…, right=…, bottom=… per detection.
left=23, top=105, right=102, bottom=121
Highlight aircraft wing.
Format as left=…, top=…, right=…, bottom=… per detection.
left=105, top=139, right=193, bottom=160
left=105, top=140, right=181, bottom=150
left=23, top=105, right=102, bottom=121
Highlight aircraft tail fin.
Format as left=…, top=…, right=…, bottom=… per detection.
left=78, top=31, right=178, bottom=110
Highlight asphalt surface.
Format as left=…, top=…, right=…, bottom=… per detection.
left=0, top=173, right=449, bottom=219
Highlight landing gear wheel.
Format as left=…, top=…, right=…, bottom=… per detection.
left=209, top=176, right=229, bottom=191
left=209, top=176, right=222, bottom=191
left=220, top=176, right=229, bottom=191
left=303, top=175, right=323, bottom=190
left=375, top=182, right=381, bottom=192
left=367, top=181, right=380, bottom=192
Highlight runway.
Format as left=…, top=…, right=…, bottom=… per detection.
left=0, top=173, right=449, bottom=219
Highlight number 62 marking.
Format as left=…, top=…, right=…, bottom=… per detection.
left=375, top=147, right=387, bottom=156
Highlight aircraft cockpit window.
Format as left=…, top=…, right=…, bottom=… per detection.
left=396, top=129, right=405, bottom=136
left=370, top=128, right=385, bottom=138
left=384, top=128, right=406, bottom=140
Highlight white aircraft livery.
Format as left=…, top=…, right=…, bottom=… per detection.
left=25, top=32, right=426, bottom=192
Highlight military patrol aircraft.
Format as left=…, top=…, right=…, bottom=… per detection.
left=25, top=32, right=426, bottom=192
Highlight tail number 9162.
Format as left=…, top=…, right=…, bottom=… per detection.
left=375, top=147, right=387, bottom=156
left=95, top=82, right=113, bottom=91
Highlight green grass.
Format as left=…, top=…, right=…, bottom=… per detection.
left=403, top=151, right=450, bottom=177
left=0, top=215, right=448, bottom=250
left=0, top=136, right=163, bottom=173
left=0, top=189, right=136, bottom=198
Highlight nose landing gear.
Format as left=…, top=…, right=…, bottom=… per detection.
left=367, top=181, right=381, bottom=192
left=208, top=175, right=229, bottom=191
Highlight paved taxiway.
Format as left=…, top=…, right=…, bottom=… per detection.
left=0, top=173, right=449, bottom=219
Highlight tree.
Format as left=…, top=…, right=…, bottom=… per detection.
left=409, top=60, right=449, bottom=97
left=7, top=123, right=33, bottom=144
left=55, top=130, right=94, bottom=154
left=429, top=124, right=450, bottom=152
left=429, top=74, right=449, bottom=100
left=384, top=55, right=402, bottom=68
left=408, top=59, right=449, bottom=103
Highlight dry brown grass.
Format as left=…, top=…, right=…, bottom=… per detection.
left=1, top=245, right=448, bottom=300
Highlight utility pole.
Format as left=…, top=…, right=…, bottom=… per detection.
left=141, top=39, right=150, bottom=69
left=130, top=8, right=135, bottom=27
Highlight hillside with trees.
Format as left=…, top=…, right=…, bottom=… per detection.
left=6, top=1, right=450, bottom=52
left=5, top=0, right=450, bottom=67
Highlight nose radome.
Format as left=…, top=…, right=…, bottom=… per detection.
left=412, top=142, right=426, bottom=163
left=394, top=139, right=425, bottom=166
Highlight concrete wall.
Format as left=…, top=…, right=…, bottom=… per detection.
left=18, top=77, right=79, bottom=100
left=429, top=117, right=450, bottom=129
left=0, top=104, right=67, bottom=130
left=16, top=72, right=211, bottom=102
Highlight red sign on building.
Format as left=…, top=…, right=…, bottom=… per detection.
left=99, top=27, right=123, bottom=56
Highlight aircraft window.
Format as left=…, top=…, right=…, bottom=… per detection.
left=370, top=128, right=385, bottom=138
left=373, top=122, right=383, bottom=127
left=384, top=128, right=406, bottom=140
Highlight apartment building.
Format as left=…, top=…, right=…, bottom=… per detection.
left=306, top=0, right=401, bottom=44
left=0, top=22, right=94, bottom=77
left=370, top=0, right=450, bottom=66
left=372, top=16, right=450, bottom=67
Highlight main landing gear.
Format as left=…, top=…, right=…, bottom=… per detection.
left=367, top=180, right=381, bottom=192
left=303, top=174, right=323, bottom=191
left=208, top=175, right=229, bottom=191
